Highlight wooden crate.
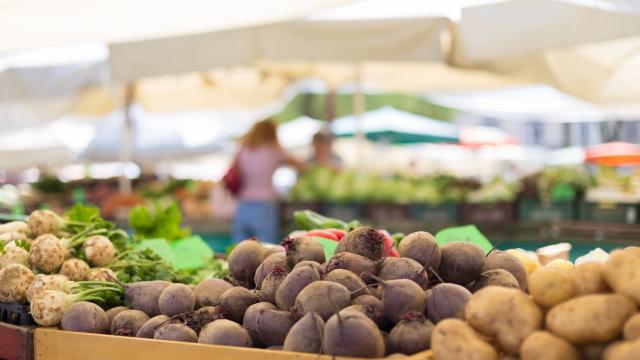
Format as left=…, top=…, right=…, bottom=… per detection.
left=34, top=328, right=432, bottom=360
left=0, top=322, right=34, bottom=360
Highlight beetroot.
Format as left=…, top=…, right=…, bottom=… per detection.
left=259, top=266, right=287, bottom=304
left=219, top=286, right=258, bottom=323
left=194, top=278, right=232, bottom=307
left=111, top=310, right=149, bottom=337
left=228, top=238, right=264, bottom=287
left=323, top=309, right=385, bottom=358
left=336, top=227, right=385, bottom=261
left=378, top=257, right=429, bottom=290
left=243, top=302, right=277, bottom=347
left=154, top=323, right=198, bottom=343
left=470, top=269, right=519, bottom=292
left=343, top=304, right=389, bottom=330
left=483, top=250, right=528, bottom=291
left=353, top=294, right=382, bottom=307
left=293, top=281, right=351, bottom=321
left=136, top=315, right=170, bottom=338
left=106, top=306, right=128, bottom=328
left=163, top=306, right=224, bottom=333
left=293, top=260, right=324, bottom=274
left=254, top=253, right=289, bottom=290
left=373, top=276, right=426, bottom=324
left=275, top=265, right=321, bottom=311
left=325, top=269, right=371, bottom=296
left=398, top=231, right=441, bottom=269
left=255, top=309, right=294, bottom=346
left=282, top=236, right=325, bottom=268
left=324, top=252, right=376, bottom=280
left=198, top=319, right=252, bottom=347
left=124, top=280, right=171, bottom=317
left=158, top=284, right=195, bottom=317
left=282, top=311, right=325, bottom=353
left=425, top=283, right=471, bottom=323
left=388, top=312, right=434, bottom=355
left=262, top=245, right=285, bottom=257
left=438, top=242, right=485, bottom=285
left=60, top=301, right=109, bottom=334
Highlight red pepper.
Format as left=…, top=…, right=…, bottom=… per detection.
left=307, top=229, right=339, bottom=241
left=389, top=247, right=400, bottom=257
left=378, top=229, right=399, bottom=257
left=324, top=228, right=346, bottom=240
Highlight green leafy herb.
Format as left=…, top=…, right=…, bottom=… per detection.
left=129, top=202, right=191, bottom=242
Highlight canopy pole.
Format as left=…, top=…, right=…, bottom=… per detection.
left=118, top=82, right=135, bottom=195
left=353, top=62, right=365, bottom=169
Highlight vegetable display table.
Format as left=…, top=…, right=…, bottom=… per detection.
left=0, top=322, right=34, bottom=360
left=34, top=328, right=432, bottom=360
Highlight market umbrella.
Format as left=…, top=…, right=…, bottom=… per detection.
left=330, top=106, right=459, bottom=144
left=585, top=141, right=640, bottom=166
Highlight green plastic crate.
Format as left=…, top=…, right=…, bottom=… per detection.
left=518, top=199, right=575, bottom=222
left=410, top=203, right=460, bottom=224
left=578, top=202, right=639, bottom=224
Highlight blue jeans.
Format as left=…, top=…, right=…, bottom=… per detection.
left=232, top=201, right=280, bottom=244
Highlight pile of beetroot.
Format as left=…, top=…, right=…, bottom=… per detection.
left=51, top=226, right=526, bottom=359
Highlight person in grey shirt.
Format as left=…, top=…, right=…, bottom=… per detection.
left=307, top=131, right=343, bottom=170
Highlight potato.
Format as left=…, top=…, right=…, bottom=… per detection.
left=603, top=340, right=640, bottom=360
left=546, top=259, right=573, bottom=269
left=506, top=249, right=539, bottom=275
left=520, top=331, right=580, bottom=360
left=579, top=343, right=607, bottom=360
left=603, top=248, right=640, bottom=304
left=528, top=267, right=574, bottom=308
left=546, top=294, right=637, bottom=345
left=569, top=262, right=609, bottom=296
left=465, top=286, right=542, bottom=354
left=431, top=319, right=498, bottom=360
left=470, top=269, right=519, bottom=293
left=623, top=313, right=640, bottom=341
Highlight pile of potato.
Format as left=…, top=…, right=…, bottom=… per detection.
left=432, top=246, right=640, bottom=360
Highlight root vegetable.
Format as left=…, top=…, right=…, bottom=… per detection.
left=158, top=284, right=195, bottom=317
left=111, top=309, right=150, bottom=336
left=520, top=331, right=580, bottom=360
left=28, top=210, right=62, bottom=236
left=26, top=274, right=71, bottom=302
left=87, top=268, right=117, bottom=282
left=243, top=302, right=277, bottom=347
left=81, top=235, right=115, bottom=267
left=353, top=294, right=382, bottom=307
left=336, top=227, right=385, bottom=261
left=259, top=266, right=287, bottom=304
left=398, top=231, right=441, bottom=269
left=262, top=245, right=285, bottom=257
left=546, top=294, right=636, bottom=345
left=438, top=242, right=486, bottom=285
left=425, top=283, right=471, bottom=323
left=373, top=276, right=426, bottom=324
left=154, top=323, right=197, bottom=342
left=325, top=269, right=370, bottom=296
left=293, top=260, right=324, bottom=274
left=604, top=339, right=640, bottom=360
left=0, top=246, right=29, bottom=268
left=194, top=278, right=232, bottom=307
left=470, top=269, right=519, bottom=292
left=603, top=248, right=640, bottom=304
left=106, top=306, right=129, bottom=327
left=388, top=312, right=434, bottom=355
left=528, top=267, right=574, bottom=308
left=432, top=319, right=498, bottom=360
left=198, top=319, right=252, bottom=347
left=60, top=258, right=90, bottom=281
left=282, top=311, right=325, bottom=353
left=124, top=280, right=171, bottom=316
left=483, top=250, right=528, bottom=291
left=624, top=313, right=640, bottom=341
left=324, top=252, right=376, bottom=280
left=0, top=231, right=29, bottom=244
left=31, top=286, right=122, bottom=327
left=254, top=253, right=289, bottom=290
left=293, top=281, right=351, bottom=321
left=0, top=263, right=34, bottom=303
left=465, top=286, right=543, bottom=354
left=275, top=264, right=321, bottom=311
left=255, top=309, right=293, bottom=346
left=0, top=221, right=29, bottom=235
left=29, top=234, right=67, bottom=273
left=378, top=257, right=429, bottom=290
left=323, top=309, right=385, bottom=358
left=343, top=304, right=389, bottom=330
left=135, top=315, right=170, bottom=338
left=219, top=286, right=258, bottom=323
left=228, top=238, right=264, bottom=287
left=61, top=301, right=109, bottom=334
left=570, top=262, right=609, bottom=296
left=282, top=236, right=325, bottom=268
left=163, top=306, right=225, bottom=332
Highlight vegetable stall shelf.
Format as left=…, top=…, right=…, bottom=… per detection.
left=34, top=328, right=433, bottom=360
left=0, top=322, right=34, bottom=360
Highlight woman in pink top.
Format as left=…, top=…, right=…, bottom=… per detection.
left=232, top=120, right=304, bottom=243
